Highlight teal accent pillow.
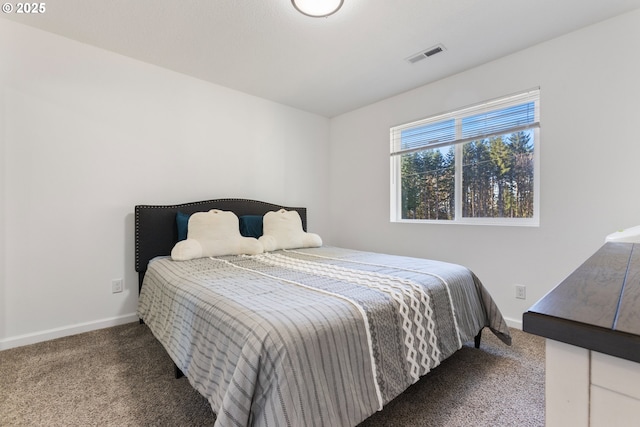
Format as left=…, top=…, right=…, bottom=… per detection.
left=176, top=211, right=191, bottom=241
left=239, top=215, right=263, bottom=238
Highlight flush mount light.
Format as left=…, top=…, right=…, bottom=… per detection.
left=292, top=0, right=344, bottom=17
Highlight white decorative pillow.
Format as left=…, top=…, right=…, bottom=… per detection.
left=171, top=209, right=263, bottom=261
left=259, top=209, right=322, bottom=252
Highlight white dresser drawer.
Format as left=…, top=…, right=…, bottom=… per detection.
left=591, top=351, right=640, bottom=400
left=590, top=384, right=640, bottom=427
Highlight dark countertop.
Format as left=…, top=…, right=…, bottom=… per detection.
left=523, top=242, right=640, bottom=363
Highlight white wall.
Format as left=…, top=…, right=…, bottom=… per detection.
left=328, top=9, right=640, bottom=327
left=0, top=20, right=330, bottom=349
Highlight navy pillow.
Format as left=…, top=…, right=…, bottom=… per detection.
left=176, top=211, right=191, bottom=241
left=239, top=215, right=263, bottom=238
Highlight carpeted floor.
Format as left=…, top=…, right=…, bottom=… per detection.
left=0, top=323, right=544, bottom=426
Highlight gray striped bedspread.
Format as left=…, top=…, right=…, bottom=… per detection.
left=137, top=246, right=511, bottom=427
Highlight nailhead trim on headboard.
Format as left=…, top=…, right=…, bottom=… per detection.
left=134, top=198, right=307, bottom=292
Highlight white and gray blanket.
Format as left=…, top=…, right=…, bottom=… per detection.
left=137, top=246, right=511, bottom=427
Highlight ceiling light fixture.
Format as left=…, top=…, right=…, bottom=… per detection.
left=291, top=0, right=344, bottom=17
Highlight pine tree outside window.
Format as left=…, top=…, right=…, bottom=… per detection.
left=390, top=89, right=540, bottom=226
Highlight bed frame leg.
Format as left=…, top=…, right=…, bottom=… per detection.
left=474, top=329, right=482, bottom=349
left=174, top=363, right=184, bottom=379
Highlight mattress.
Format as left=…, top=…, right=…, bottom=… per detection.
left=137, top=246, right=511, bottom=427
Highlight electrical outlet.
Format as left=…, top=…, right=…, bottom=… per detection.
left=515, top=284, right=526, bottom=300
left=112, top=278, right=124, bottom=294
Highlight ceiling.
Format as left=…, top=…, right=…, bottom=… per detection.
left=3, top=0, right=640, bottom=117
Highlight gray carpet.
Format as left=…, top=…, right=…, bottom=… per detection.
left=0, top=323, right=544, bottom=426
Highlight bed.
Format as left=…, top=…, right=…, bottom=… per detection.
left=135, top=198, right=511, bottom=427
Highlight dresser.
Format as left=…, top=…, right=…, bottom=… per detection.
left=523, top=242, right=640, bottom=426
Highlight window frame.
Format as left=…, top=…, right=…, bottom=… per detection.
left=390, top=89, right=540, bottom=226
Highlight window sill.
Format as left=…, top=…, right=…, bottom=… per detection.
left=391, top=218, right=539, bottom=227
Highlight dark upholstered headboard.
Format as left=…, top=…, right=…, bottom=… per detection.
left=134, top=198, right=307, bottom=291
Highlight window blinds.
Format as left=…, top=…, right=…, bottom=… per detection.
left=390, top=89, right=540, bottom=156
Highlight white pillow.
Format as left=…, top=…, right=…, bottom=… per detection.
left=171, top=209, right=263, bottom=261
left=259, top=209, right=322, bottom=252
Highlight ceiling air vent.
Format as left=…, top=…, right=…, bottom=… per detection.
left=406, top=44, right=446, bottom=64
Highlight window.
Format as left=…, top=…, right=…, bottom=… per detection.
left=390, top=89, right=540, bottom=225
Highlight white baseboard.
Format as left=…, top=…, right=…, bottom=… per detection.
left=504, top=316, right=523, bottom=330
left=0, top=313, right=139, bottom=351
